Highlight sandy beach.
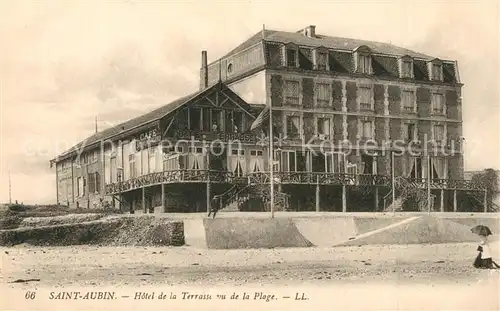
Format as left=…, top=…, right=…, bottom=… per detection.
left=2, top=242, right=500, bottom=310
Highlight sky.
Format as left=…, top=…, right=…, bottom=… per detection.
left=0, top=0, right=499, bottom=204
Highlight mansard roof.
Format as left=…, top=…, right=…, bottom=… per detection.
left=222, top=28, right=434, bottom=60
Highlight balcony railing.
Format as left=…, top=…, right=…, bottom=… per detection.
left=105, top=169, right=233, bottom=194
left=403, top=178, right=484, bottom=190
left=105, top=170, right=485, bottom=195
left=169, top=129, right=258, bottom=143
left=247, top=172, right=391, bottom=187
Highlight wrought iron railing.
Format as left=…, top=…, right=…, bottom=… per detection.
left=105, top=169, right=233, bottom=194
left=403, top=178, right=483, bottom=190
left=211, top=184, right=248, bottom=211
left=247, top=172, right=391, bottom=187
left=105, top=169, right=485, bottom=196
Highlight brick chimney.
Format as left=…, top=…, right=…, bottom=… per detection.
left=200, top=50, right=208, bottom=90
left=299, top=25, right=316, bottom=38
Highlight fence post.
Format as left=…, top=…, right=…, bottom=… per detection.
left=315, top=175, right=320, bottom=212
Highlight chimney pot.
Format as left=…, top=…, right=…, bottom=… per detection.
left=201, top=50, right=207, bottom=68
left=200, top=51, right=208, bottom=90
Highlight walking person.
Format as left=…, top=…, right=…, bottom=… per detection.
left=207, top=197, right=219, bottom=219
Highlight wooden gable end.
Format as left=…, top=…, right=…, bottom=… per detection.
left=161, top=83, right=257, bottom=140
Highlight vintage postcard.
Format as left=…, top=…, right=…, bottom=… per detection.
left=1, top=0, right=499, bottom=310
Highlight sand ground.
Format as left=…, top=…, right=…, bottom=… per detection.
left=2, top=211, right=500, bottom=310
left=1, top=242, right=498, bottom=286
left=2, top=242, right=500, bottom=310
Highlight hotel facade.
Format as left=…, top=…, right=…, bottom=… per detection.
left=50, top=25, right=486, bottom=213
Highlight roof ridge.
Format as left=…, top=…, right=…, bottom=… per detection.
left=215, top=27, right=435, bottom=62
left=51, top=81, right=256, bottom=163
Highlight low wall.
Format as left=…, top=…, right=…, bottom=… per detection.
left=203, top=218, right=313, bottom=249
left=0, top=216, right=185, bottom=247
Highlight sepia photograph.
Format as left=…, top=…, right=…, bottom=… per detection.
left=1, top=0, right=499, bottom=310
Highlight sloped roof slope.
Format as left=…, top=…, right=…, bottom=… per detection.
left=52, top=82, right=253, bottom=163
left=222, top=29, right=433, bottom=60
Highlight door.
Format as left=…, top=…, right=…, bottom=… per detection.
left=209, top=147, right=226, bottom=171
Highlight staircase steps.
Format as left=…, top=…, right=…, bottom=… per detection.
left=213, top=183, right=290, bottom=213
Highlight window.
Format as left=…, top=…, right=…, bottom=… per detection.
left=88, top=172, right=100, bottom=193
left=328, top=152, right=346, bottom=173
left=433, top=124, right=445, bottom=142
left=404, top=123, right=416, bottom=142
left=77, top=177, right=84, bottom=197
left=359, top=87, right=372, bottom=110
left=286, top=49, right=297, bottom=67
left=432, top=64, right=442, bottom=81
left=224, top=110, right=233, bottom=132
left=358, top=55, right=371, bottom=74
left=361, top=121, right=373, bottom=139
left=189, top=108, right=201, bottom=130
left=202, top=107, right=210, bottom=131
left=286, top=116, right=300, bottom=138
left=284, top=80, right=300, bottom=106
left=401, top=60, right=413, bottom=78
left=317, top=118, right=330, bottom=140
left=231, top=149, right=244, bottom=156
left=402, top=90, right=415, bottom=112
left=316, top=83, right=331, bottom=107
left=211, top=109, right=224, bottom=132
left=129, top=154, right=136, bottom=178
left=316, top=52, right=328, bottom=70
left=232, top=111, right=244, bottom=133
left=91, top=150, right=98, bottom=163
left=148, top=148, right=156, bottom=173
left=188, top=147, right=203, bottom=154
left=110, top=156, right=117, bottom=183
left=281, top=151, right=296, bottom=172
left=163, top=146, right=175, bottom=155
left=432, top=93, right=445, bottom=114
left=88, top=173, right=95, bottom=193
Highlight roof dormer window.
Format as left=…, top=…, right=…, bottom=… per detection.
left=313, top=46, right=329, bottom=71
left=399, top=55, right=414, bottom=79
left=428, top=58, right=443, bottom=81
left=282, top=43, right=299, bottom=68
left=353, top=45, right=372, bottom=75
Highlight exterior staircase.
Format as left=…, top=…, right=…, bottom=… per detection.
left=212, top=181, right=290, bottom=212
left=467, top=191, right=500, bottom=212
left=383, top=177, right=436, bottom=212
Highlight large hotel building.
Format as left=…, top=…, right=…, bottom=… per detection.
left=51, top=25, right=485, bottom=213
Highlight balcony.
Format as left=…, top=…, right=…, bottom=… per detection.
left=403, top=178, right=484, bottom=191
left=247, top=172, right=391, bottom=187
left=169, top=129, right=258, bottom=143
left=105, top=170, right=233, bottom=195
left=105, top=170, right=485, bottom=196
